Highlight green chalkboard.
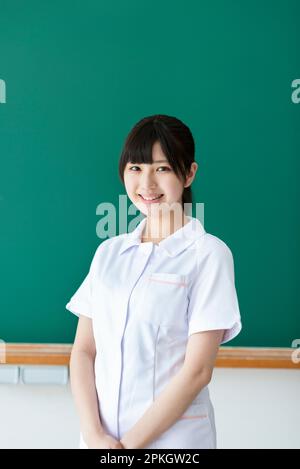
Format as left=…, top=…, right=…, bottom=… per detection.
left=0, top=1, right=299, bottom=346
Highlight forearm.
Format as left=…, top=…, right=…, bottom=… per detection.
left=120, top=366, right=210, bottom=449
left=69, top=349, right=105, bottom=442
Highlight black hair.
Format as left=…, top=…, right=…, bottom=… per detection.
left=118, top=114, right=195, bottom=212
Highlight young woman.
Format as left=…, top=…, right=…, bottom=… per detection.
left=66, top=114, right=242, bottom=449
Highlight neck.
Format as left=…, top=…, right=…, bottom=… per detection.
left=141, top=211, right=189, bottom=243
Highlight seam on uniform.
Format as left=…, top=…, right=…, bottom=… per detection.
left=186, top=241, right=201, bottom=318
left=153, top=325, right=160, bottom=402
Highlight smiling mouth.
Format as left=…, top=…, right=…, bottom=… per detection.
left=138, top=194, right=164, bottom=201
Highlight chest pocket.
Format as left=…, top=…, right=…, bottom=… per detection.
left=139, top=272, right=189, bottom=328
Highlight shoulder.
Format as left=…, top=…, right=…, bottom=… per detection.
left=91, top=232, right=128, bottom=259
left=193, top=232, right=234, bottom=267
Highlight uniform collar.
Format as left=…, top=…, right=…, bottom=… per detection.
left=118, top=215, right=206, bottom=257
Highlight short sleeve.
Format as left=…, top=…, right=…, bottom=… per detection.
left=187, top=239, right=242, bottom=344
left=65, top=244, right=102, bottom=319
left=65, top=269, right=93, bottom=319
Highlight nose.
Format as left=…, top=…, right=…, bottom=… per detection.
left=139, top=170, right=158, bottom=191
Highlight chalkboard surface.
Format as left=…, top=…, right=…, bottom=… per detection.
left=0, top=1, right=299, bottom=346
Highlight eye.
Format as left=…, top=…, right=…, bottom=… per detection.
left=128, top=166, right=140, bottom=171
left=128, top=166, right=171, bottom=172
left=157, top=166, right=171, bottom=172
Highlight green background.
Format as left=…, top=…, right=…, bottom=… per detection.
left=0, top=0, right=299, bottom=346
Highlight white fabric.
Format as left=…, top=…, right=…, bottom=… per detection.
left=66, top=215, right=242, bottom=449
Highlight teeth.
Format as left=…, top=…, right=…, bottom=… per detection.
left=140, top=195, right=162, bottom=200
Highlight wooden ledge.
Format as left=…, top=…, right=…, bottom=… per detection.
left=3, top=344, right=71, bottom=366
left=215, top=347, right=299, bottom=369
left=1, top=344, right=299, bottom=368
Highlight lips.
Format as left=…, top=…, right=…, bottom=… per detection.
left=138, top=194, right=164, bottom=202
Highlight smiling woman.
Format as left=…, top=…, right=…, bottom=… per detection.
left=66, top=114, right=243, bottom=449
left=119, top=114, right=197, bottom=210
left=119, top=115, right=199, bottom=242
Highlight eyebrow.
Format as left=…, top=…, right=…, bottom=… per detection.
left=128, top=159, right=169, bottom=164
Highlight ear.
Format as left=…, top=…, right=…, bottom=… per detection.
left=184, top=162, right=198, bottom=188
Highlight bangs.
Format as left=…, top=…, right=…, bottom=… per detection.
left=119, top=117, right=187, bottom=181
left=122, top=124, right=158, bottom=165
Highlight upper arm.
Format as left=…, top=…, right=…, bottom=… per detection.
left=71, top=315, right=96, bottom=358
left=187, top=239, right=242, bottom=344
left=183, top=329, right=224, bottom=382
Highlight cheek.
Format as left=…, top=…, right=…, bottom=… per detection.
left=164, top=177, right=184, bottom=198
left=123, top=174, right=136, bottom=192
